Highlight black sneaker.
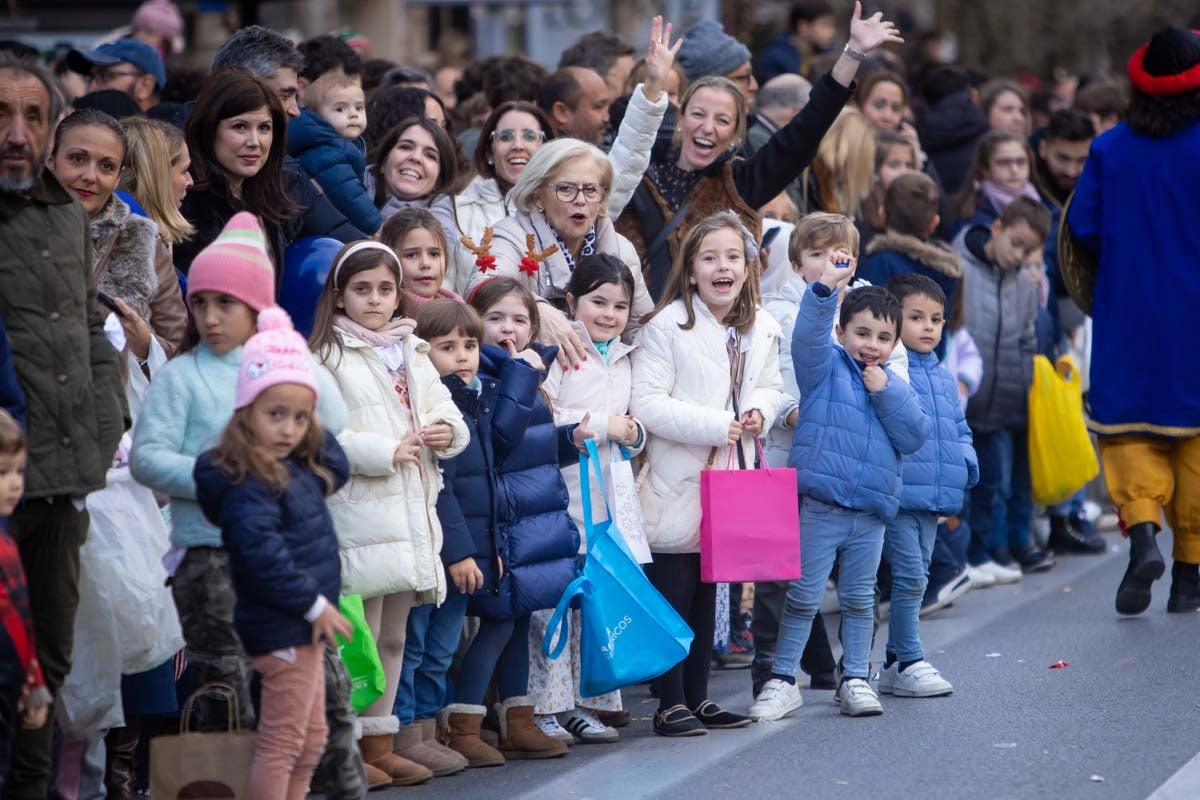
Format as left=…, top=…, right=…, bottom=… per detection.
left=653, top=705, right=707, bottom=737
left=1012, top=544, right=1056, bottom=573
left=692, top=700, right=752, bottom=729
left=1048, top=515, right=1106, bottom=554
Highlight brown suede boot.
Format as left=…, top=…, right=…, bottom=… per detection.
left=363, top=760, right=392, bottom=792
left=360, top=717, right=433, bottom=787
left=394, top=721, right=467, bottom=777
left=438, top=704, right=505, bottom=768
left=497, top=696, right=569, bottom=760
left=419, top=718, right=470, bottom=773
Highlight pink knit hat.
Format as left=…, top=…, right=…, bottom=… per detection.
left=132, top=0, right=184, bottom=39
left=186, top=212, right=276, bottom=312
left=235, top=307, right=319, bottom=409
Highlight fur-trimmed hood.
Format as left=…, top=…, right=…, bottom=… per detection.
left=865, top=231, right=962, bottom=279
left=91, top=195, right=160, bottom=321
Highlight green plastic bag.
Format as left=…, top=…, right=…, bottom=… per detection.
left=336, top=595, right=385, bottom=713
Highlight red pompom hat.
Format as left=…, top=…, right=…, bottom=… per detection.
left=1127, top=26, right=1200, bottom=96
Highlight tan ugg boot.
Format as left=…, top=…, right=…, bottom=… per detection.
left=393, top=721, right=467, bottom=777
left=438, top=704, right=505, bottom=768
left=419, top=717, right=470, bottom=773
left=359, top=716, right=433, bottom=786
left=497, top=696, right=569, bottom=760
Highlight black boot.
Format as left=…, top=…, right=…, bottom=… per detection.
left=1167, top=561, right=1200, bottom=613
left=1115, top=522, right=1165, bottom=615
left=1048, top=515, right=1106, bottom=554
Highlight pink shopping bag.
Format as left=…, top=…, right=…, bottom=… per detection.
left=699, top=438, right=801, bottom=582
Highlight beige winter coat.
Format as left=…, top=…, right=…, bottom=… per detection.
left=318, top=327, right=469, bottom=604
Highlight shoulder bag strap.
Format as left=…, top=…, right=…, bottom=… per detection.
left=645, top=196, right=693, bottom=268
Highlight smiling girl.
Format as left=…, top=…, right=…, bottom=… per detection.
left=632, top=211, right=788, bottom=737
left=950, top=130, right=1041, bottom=231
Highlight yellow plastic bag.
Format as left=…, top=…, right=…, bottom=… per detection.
left=1028, top=355, right=1099, bottom=505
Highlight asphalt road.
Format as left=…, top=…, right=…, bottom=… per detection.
left=377, top=528, right=1200, bottom=800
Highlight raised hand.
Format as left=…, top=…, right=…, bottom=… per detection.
left=818, top=249, right=857, bottom=292
left=848, top=1, right=904, bottom=53
left=643, top=16, right=683, bottom=103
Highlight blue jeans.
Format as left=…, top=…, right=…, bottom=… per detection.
left=884, top=510, right=938, bottom=663
left=773, top=497, right=885, bottom=681
left=394, top=593, right=468, bottom=724
left=455, top=614, right=531, bottom=705
left=926, top=517, right=969, bottom=604
left=968, top=427, right=1034, bottom=564
left=1050, top=487, right=1087, bottom=517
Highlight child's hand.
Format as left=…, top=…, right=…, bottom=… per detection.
left=727, top=418, right=744, bottom=443
left=608, top=416, right=638, bottom=446
left=393, top=432, right=422, bottom=467
left=741, top=409, right=764, bottom=438
left=862, top=364, right=888, bottom=392
left=448, top=557, right=485, bottom=595
left=572, top=412, right=596, bottom=452
left=817, top=250, right=856, bottom=291
left=505, top=339, right=546, bottom=372
left=420, top=422, right=454, bottom=450
left=18, top=684, right=49, bottom=730
left=312, top=604, right=353, bottom=647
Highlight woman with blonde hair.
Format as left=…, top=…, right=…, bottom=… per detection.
left=120, top=116, right=196, bottom=248
left=804, top=106, right=877, bottom=219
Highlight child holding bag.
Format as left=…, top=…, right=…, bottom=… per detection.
left=193, top=307, right=352, bottom=800
left=530, top=254, right=646, bottom=744
left=308, top=241, right=468, bottom=786
left=632, top=211, right=789, bottom=738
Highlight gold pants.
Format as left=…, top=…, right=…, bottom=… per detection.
left=1099, top=434, right=1200, bottom=563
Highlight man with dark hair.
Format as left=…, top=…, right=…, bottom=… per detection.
left=0, top=53, right=125, bottom=799
left=559, top=31, right=636, bottom=95
left=68, top=38, right=165, bottom=112
left=538, top=66, right=612, bottom=146
left=483, top=55, right=549, bottom=109
left=213, top=24, right=305, bottom=117
left=1036, top=108, right=1095, bottom=206
left=916, top=65, right=990, bottom=197
left=755, top=0, right=837, bottom=84
left=1073, top=80, right=1127, bottom=136
left=297, top=34, right=362, bottom=103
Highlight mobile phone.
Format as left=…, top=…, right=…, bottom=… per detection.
left=97, top=291, right=124, bottom=317
left=760, top=226, right=782, bottom=251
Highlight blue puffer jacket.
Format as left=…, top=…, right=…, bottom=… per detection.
left=436, top=362, right=538, bottom=597
left=900, top=350, right=979, bottom=514
left=468, top=344, right=581, bottom=621
left=789, top=283, right=930, bottom=521
left=286, top=109, right=381, bottom=235
left=194, top=430, right=350, bottom=657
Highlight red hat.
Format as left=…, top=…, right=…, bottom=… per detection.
left=1127, top=27, right=1200, bottom=96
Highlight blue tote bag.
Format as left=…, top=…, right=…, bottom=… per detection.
left=541, top=439, right=693, bottom=697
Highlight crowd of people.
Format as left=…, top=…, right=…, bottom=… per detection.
left=0, top=0, right=1197, bottom=797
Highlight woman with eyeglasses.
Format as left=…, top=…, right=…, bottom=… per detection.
left=465, top=138, right=653, bottom=346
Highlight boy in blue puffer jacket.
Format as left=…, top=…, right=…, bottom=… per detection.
left=286, top=72, right=381, bottom=234
left=749, top=252, right=929, bottom=722
left=877, top=274, right=978, bottom=699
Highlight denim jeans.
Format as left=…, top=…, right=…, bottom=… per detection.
left=1050, top=487, right=1087, bottom=517
left=926, top=517, right=969, bottom=604
left=968, top=427, right=1034, bottom=564
left=884, top=510, right=938, bottom=663
left=455, top=614, right=531, bottom=705
left=773, top=498, right=885, bottom=681
left=394, top=593, right=469, bottom=724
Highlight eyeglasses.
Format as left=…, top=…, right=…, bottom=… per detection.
left=491, top=128, right=545, bottom=145
left=94, top=67, right=145, bottom=84
left=551, top=182, right=604, bottom=203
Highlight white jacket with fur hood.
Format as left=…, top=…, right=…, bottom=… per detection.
left=632, top=298, right=789, bottom=554
left=317, top=327, right=469, bottom=604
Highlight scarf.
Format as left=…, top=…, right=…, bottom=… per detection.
left=336, top=314, right=415, bottom=373
left=404, top=286, right=464, bottom=310
left=593, top=337, right=615, bottom=363
left=980, top=179, right=1042, bottom=213
left=551, top=225, right=597, bottom=275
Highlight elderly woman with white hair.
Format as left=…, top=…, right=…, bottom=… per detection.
left=467, top=138, right=654, bottom=359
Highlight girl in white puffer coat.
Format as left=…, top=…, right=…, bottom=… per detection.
left=632, top=212, right=789, bottom=737
left=310, top=240, right=469, bottom=784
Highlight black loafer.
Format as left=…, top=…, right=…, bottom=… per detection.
left=653, top=705, right=707, bottom=737
left=692, top=700, right=752, bottom=729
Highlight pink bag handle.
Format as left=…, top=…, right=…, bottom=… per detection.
left=714, top=436, right=771, bottom=473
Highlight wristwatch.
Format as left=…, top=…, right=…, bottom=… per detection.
left=843, top=42, right=868, bottom=61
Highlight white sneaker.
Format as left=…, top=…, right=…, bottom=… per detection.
left=748, top=678, right=804, bottom=721
left=977, top=559, right=1022, bottom=584
left=878, top=660, right=954, bottom=697
left=837, top=678, right=883, bottom=716
left=965, top=564, right=997, bottom=588
left=921, top=570, right=973, bottom=617
left=535, top=714, right=574, bottom=744
left=563, top=708, right=618, bottom=743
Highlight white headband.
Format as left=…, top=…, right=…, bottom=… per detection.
left=332, top=241, right=402, bottom=285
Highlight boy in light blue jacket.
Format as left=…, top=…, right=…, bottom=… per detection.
left=749, top=251, right=929, bottom=721
left=877, top=274, right=978, bottom=700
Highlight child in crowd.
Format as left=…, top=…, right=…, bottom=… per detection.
left=950, top=130, right=1039, bottom=233
left=457, top=278, right=591, bottom=759
left=131, top=213, right=347, bottom=731
left=954, top=197, right=1054, bottom=577
left=194, top=308, right=352, bottom=800
left=309, top=240, right=468, bottom=786
left=877, top=274, right=977, bottom=696
left=859, top=129, right=917, bottom=247
left=633, top=211, right=788, bottom=737
left=860, top=171, right=961, bottom=319
left=530, top=254, right=646, bottom=744
left=749, top=248, right=928, bottom=721
left=377, top=208, right=463, bottom=308
left=0, top=411, right=49, bottom=797
left=287, top=71, right=381, bottom=235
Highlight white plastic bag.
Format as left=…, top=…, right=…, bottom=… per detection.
left=608, top=448, right=652, bottom=564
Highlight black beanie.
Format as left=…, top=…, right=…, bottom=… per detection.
left=1143, top=27, right=1200, bottom=77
